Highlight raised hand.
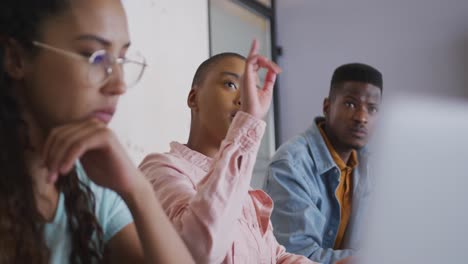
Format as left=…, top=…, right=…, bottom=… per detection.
left=240, top=39, right=282, bottom=119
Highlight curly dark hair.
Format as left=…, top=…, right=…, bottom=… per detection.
left=0, top=0, right=104, bottom=263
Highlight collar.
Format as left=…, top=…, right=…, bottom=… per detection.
left=169, top=142, right=213, bottom=172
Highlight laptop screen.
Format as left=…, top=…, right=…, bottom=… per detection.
left=360, top=96, right=468, bottom=264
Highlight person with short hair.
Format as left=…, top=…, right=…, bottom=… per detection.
left=265, top=63, right=383, bottom=264
left=140, top=42, right=318, bottom=263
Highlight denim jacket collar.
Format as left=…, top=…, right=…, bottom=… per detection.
left=305, top=117, right=338, bottom=176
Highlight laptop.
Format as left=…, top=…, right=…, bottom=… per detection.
left=359, top=95, right=468, bottom=264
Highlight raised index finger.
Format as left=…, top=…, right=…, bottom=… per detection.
left=248, top=39, right=259, bottom=58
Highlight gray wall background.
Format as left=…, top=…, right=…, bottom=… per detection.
left=275, top=0, right=468, bottom=143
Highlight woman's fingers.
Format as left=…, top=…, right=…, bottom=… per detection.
left=43, top=120, right=91, bottom=174
left=261, top=70, right=278, bottom=95
left=247, top=39, right=259, bottom=58
left=241, top=39, right=282, bottom=119
left=43, top=118, right=107, bottom=182
left=59, top=126, right=109, bottom=176
left=250, top=55, right=281, bottom=74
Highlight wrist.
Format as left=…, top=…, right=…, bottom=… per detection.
left=119, top=172, right=154, bottom=208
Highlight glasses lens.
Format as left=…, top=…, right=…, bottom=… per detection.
left=88, top=50, right=111, bottom=85
left=123, top=52, right=147, bottom=88
left=87, top=50, right=147, bottom=88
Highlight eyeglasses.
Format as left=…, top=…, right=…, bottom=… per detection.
left=32, top=40, right=147, bottom=89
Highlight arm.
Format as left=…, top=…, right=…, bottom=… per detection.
left=265, top=159, right=354, bottom=264
left=141, top=112, right=266, bottom=263
left=42, top=120, right=194, bottom=264
left=103, top=223, right=143, bottom=263
left=119, top=177, right=196, bottom=264
left=97, top=173, right=195, bottom=264
left=262, top=222, right=318, bottom=264
left=101, top=177, right=196, bottom=264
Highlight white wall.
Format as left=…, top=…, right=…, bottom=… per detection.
left=110, top=0, right=209, bottom=164
left=275, top=0, right=468, bottom=143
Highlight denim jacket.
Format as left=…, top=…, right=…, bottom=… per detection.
left=264, top=117, right=373, bottom=264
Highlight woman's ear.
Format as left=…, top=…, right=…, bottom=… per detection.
left=3, top=39, right=28, bottom=80
left=187, top=88, right=199, bottom=112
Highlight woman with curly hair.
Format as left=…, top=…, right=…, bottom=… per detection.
left=0, top=0, right=194, bottom=263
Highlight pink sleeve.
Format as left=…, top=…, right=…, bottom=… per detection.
left=264, top=222, right=319, bottom=264
left=140, top=111, right=265, bottom=264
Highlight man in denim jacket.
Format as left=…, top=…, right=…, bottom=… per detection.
left=264, top=63, right=383, bottom=264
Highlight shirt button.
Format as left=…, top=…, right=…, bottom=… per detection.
left=247, top=129, right=256, bottom=138
left=328, top=230, right=334, bottom=236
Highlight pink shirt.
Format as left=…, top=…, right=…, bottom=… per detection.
left=140, top=112, right=317, bottom=264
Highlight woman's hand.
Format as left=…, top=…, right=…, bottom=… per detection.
left=42, top=118, right=195, bottom=263
left=42, top=118, right=142, bottom=198
left=240, top=39, right=282, bottom=119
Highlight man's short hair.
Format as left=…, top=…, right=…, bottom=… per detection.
left=330, top=63, right=383, bottom=97
left=191, top=52, right=246, bottom=89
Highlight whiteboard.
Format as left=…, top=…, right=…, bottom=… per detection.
left=110, top=0, right=209, bottom=164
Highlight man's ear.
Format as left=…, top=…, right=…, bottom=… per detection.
left=323, top=97, right=330, bottom=117
left=3, top=39, right=28, bottom=80
left=187, top=87, right=199, bottom=112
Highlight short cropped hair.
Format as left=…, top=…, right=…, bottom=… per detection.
left=330, top=63, right=383, bottom=97
left=191, top=52, right=246, bottom=88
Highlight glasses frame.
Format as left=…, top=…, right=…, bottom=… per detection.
left=32, top=40, right=147, bottom=88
